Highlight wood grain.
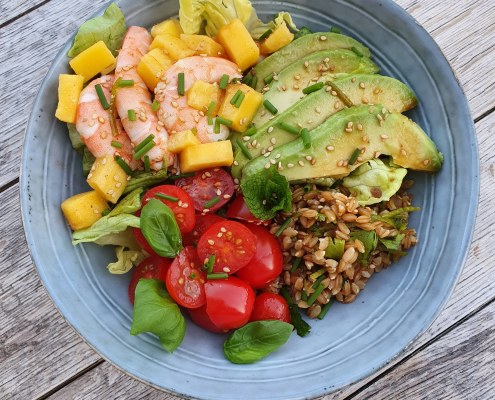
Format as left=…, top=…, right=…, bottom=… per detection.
left=0, top=0, right=48, bottom=26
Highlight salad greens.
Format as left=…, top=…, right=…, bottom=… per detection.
left=108, top=188, right=143, bottom=216
left=72, top=214, right=140, bottom=245
left=107, top=246, right=145, bottom=274
left=379, top=234, right=406, bottom=252
left=67, top=123, right=85, bottom=152
left=68, top=2, right=126, bottom=57
left=130, top=279, right=186, bottom=352
left=349, top=230, right=378, bottom=265
left=373, top=206, right=420, bottom=231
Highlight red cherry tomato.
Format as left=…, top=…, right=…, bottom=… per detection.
left=175, top=168, right=235, bottom=212
left=128, top=255, right=172, bottom=304
left=142, top=185, right=196, bottom=234
left=226, top=194, right=269, bottom=225
left=235, top=224, right=283, bottom=289
left=249, top=292, right=291, bottom=323
left=197, top=220, right=257, bottom=274
left=132, top=210, right=158, bottom=256
left=182, top=214, right=226, bottom=247
left=188, top=305, right=228, bottom=334
left=205, top=276, right=255, bottom=330
left=166, top=246, right=206, bottom=309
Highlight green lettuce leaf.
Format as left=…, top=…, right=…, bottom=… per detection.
left=240, top=169, right=292, bottom=220
left=247, top=12, right=297, bottom=39
left=94, top=228, right=140, bottom=249
left=107, top=246, right=146, bottom=274
left=68, top=3, right=126, bottom=58
left=67, top=123, right=84, bottom=152
left=72, top=214, right=140, bottom=245
left=108, top=188, right=143, bottom=217
left=379, top=234, right=405, bottom=252
left=82, top=147, right=96, bottom=177
left=342, top=159, right=407, bottom=206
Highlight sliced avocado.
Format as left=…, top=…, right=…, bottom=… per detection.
left=231, top=86, right=347, bottom=178
left=253, top=49, right=379, bottom=127
left=331, top=74, right=418, bottom=112
left=251, top=32, right=372, bottom=91
left=241, top=105, right=443, bottom=182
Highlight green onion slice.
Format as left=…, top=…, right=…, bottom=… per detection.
left=111, top=140, right=122, bottom=148
left=349, top=148, right=360, bottom=165
left=302, top=82, right=325, bottom=95
left=134, top=134, right=155, bottom=153
left=114, top=155, right=132, bottom=175
left=143, top=155, right=150, bottom=172
left=128, top=109, right=136, bottom=121
left=133, top=140, right=155, bottom=160
left=244, top=124, right=257, bottom=136
left=306, top=283, right=325, bottom=306
left=235, top=138, right=253, bottom=160
left=277, top=121, right=300, bottom=135
left=152, top=99, right=160, bottom=111
left=275, top=218, right=292, bottom=237
left=317, top=299, right=334, bottom=320
left=155, top=192, right=179, bottom=202
left=177, top=72, right=185, bottom=96
left=234, top=92, right=245, bottom=108
left=219, top=74, right=230, bottom=89
left=216, top=116, right=233, bottom=126
left=207, top=272, right=228, bottom=280
left=290, top=257, right=302, bottom=273
left=230, top=89, right=242, bottom=105
left=205, top=255, right=216, bottom=274
left=259, top=29, right=273, bottom=40
left=95, top=84, right=110, bottom=110
left=204, top=196, right=220, bottom=209
left=263, top=99, right=278, bottom=115
left=116, top=79, right=134, bottom=87
left=301, top=128, right=311, bottom=149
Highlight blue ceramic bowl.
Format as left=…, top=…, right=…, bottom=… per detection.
left=21, top=0, right=478, bottom=399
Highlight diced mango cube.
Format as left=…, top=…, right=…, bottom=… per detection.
left=61, top=190, right=109, bottom=231
left=216, top=19, right=259, bottom=70
left=55, top=74, right=84, bottom=123
left=137, top=48, right=174, bottom=91
left=186, top=80, right=221, bottom=113
left=180, top=34, right=226, bottom=57
left=180, top=141, right=234, bottom=172
left=69, top=41, right=116, bottom=82
left=150, top=34, right=195, bottom=61
left=217, top=83, right=263, bottom=132
left=168, top=129, right=201, bottom=153
left=260, top=22, right=294, bottom=54
left=151, top=19, right=183, bottom=38
left=87, top=155, right=128, bottom=203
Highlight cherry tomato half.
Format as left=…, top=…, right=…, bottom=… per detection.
left=205, top=276, right=255, bottom=330
left=249, top=292, right=291, bottom=323
left=197, top=220, right=257, bottom=274
left=142, top=185, right=196, bottom=234
left=188, top=305, right=228, bottom=334
left=226, top=194, right=269, bottom=225
left=128, top=255, right=172, bottom=304
left=182, top=214, right=226, bottom=247
left=166, top=246, right=206, bottom=309
left=175, top=168, right=235, bottom=212
left=132, top=210, right=158, bottom=256
left=235, top=224, right=283, bottom=289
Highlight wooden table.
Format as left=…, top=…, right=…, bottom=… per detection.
left=1, top=1, right=494, bottom=398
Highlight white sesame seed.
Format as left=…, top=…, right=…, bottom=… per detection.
left=287, top=163, right=294, bottom=168
left=264, top=152, right=271, bottom=158
left=270, top=159, right=276, bottom=165
left=264, top=162, right=271, bottom=169
left=268, top=126, right=274, bottom=133
left=380, top=134, right=388, bottom=140
left=305, top=155, right=313, bottom=161
left=298, top=160, right=305, bottom=167
left=320, top=35, right=327, bottom=41
left=326, top=145, right=334, bottom=151
left=268, top=146, right=274, bottom=152
left=243, top=136, right=250, bottom=141
left=270, top=137, right=276, bottom=145
left=223, top=267, right=231, bottom=273
left=223, top=194, right=231, bottom=199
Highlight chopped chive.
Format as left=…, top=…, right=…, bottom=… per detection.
left=152, top=100, right=160, bottom=111
left=216, top=116, right=233, bottom=126
left=214, top=118, right=221, bottom=133
left=133, top=140, right=155, bottom=160
left=177, top=72, right=185, bottom=96
left=351, top=46, right=364, bottom=57
left=231, top=77, right=240, bottom=84
left=277, top=121, right=300, bottom=135
left=144, top=155, right=150, bottom=172
left=290, top=257, right=301, bottom=273
left=301, top=128, right=311, bottom=149
left=275, top=217, right=292, bottom=237
left=208, top=116, right=214, bottom=125
left=302, top=82, right=325, bottom=95
left=128, top=109, right=136, bottom=121
left=303, top=183, right=312, bottom=192
left=250, top=75, right=258, bottom=89
left=189, top=273, right=197, bottom=279
left=301, top=290, right=308, bottom=301
left=134, top=134, right=155, bottom=153
left=168, top=172, right=195, bottom=180
left=205, top=255, right=216, bottom=274
left=244, top=124, right=257, bottom=136
left=111, top=140, right=122, bottom=148
left=155, top=192, right=179, bottom=202
left=306, top=283, right=325, bottom=306
left=309, top=268, right=326, bottom=281
left=207, top=101, right=216, bottom=116
left=312, top=274, right=326, bottom=289
left=349, top=148, right=360, bottom=165
left=330, top=26, right=341, bottom=34
left=204, top=196, right=221, bottom=209
left=235, top=139, right=253, bottom=160
left=207, top=272, right=228, bottom=280
left=116, top=79, right=134, bottom=87
left=101, top=208, right=111, bottom=216
left=230, top=89, right=242, bottom=105
left=263, top=99, right=278, bottom=115
left=317, top=299, right=334, bottom=320
left=264, top=73, right=274, bottom=84
left=259, top=28, right=273, bottom=40
left=219, top=74, right=230, bottom=89
left=242, top=73, right=253, bottom=86
left=114, top=155, right=132, bottom=175
left=95, top=84, right=110, bottom=110
left=234, top=92, right=245, bottom=108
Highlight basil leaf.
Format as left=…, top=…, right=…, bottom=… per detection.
left=140, top=198, right=182, bottom=257
left=72, top=214, right=140, bottom=245
left=108, top=188, right=143, bottom=216
left=123, top=169, right=168, bottom=195
left=224, top=320, right=293, bottom=364
left=130, top=279, right=185, bottom=352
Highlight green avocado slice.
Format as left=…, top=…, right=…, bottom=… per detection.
left=241, top=105, right=443, bottom=183
left=253, top=49, right=379, bottom=127
left=250, top=32, right=372, bottom=91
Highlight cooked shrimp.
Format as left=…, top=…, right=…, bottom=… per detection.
left=76, top=75, right=140, bottom=170
left=155, top=56, right=242, bottom=143
left=115, top=26, right=171, bottom=170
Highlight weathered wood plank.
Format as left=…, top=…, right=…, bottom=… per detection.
left=0, top=183, right=101, bottom=399
left=0, top=0, right=49, bottom=26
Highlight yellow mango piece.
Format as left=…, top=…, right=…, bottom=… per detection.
left=168, top=130, right=201, bottom=154
left=61, top=190, right=109, bottom=231
left=217, top=83, right=263, bottom=132
left=151, top=19, right=183, bottom=38
left=260, top=22, right=294, bottom=54
left=55, top=74, right=84, bottom=123
left=180, top=141, right=234, bottom=172
left=87, top=155, right=129, bottom=203
left=186, top=80, right=221, bottom=113
left=69, top=41, right=116, bottom=82
left=137, top=48, right=174, bottom=91
left=180, top=34, right=226, bottom=57
left=216, top=19, right=259, bottom=70
left=150, top=34, right=195, bottom=61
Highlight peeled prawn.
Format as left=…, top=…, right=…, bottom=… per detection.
left=115, top=26, right=171, bottom=170
left=155, top=56, right=242, bottom=143
left=76, top=75, right=140, bottom=170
